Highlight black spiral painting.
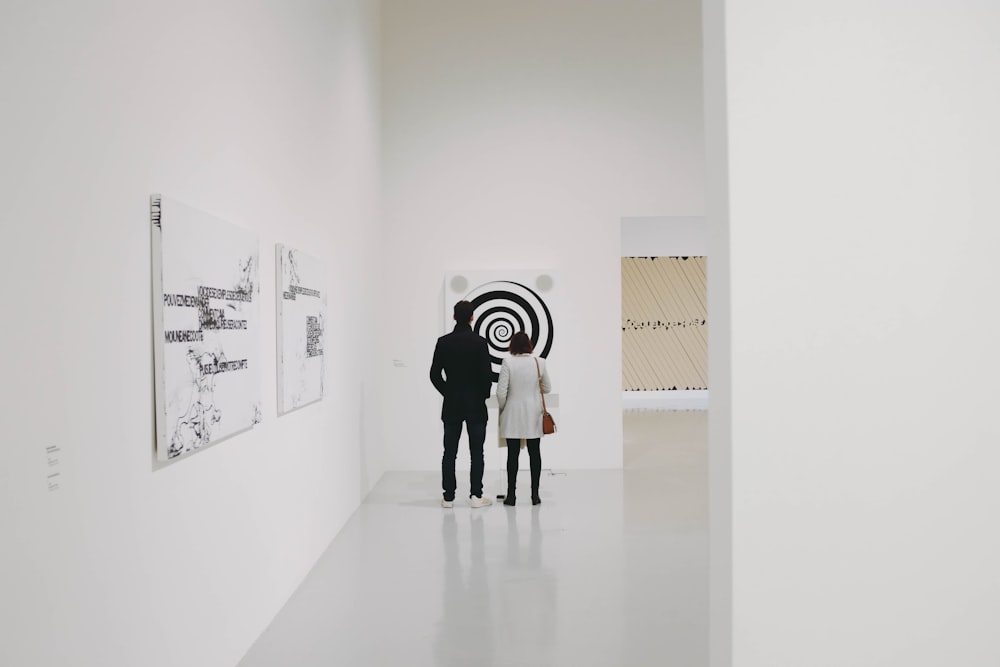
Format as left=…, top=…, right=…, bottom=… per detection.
left=463, top=280, right=554, bottom=383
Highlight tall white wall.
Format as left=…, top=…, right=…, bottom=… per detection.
left=621, top=216, right=707, bottom=257
left=0, top=1, right=382, bottom=665
left=380, top=0, right=704, bottom=472
left=707, top=2, right=1000, bottom=665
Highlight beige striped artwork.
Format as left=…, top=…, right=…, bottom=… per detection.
left=622, top=256, right=707, bottom=391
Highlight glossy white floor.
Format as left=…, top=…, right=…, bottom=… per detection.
left=239, top=410, right=708, bottom=667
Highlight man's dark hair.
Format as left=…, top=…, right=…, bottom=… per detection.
left=454, top=300, right=474, bottom=324
left=508, top=332, right=534, bottom=354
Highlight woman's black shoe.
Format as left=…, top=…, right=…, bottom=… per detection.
left=531, top=495, right=541, bottom=505
left=503, top=496, right=516, bottom=506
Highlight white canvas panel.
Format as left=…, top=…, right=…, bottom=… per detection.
left=443, top=271, right=558, bottom=394
left=276, top=245, right=326, bottom=414
left=151, top=195, right=261, bottom=461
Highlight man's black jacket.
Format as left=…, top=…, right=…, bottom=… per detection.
left=430, top=323, right=492, bottom=422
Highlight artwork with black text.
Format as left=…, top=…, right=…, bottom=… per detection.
left=276, top=244, right=326, bottom=414
left=151, top=195, right=261, bottom=461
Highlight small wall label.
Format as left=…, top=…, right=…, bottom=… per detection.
left=45, top=445, right=61, bottom=492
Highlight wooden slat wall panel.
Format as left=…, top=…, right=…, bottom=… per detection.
left=622, top=256, right=707, bottom=390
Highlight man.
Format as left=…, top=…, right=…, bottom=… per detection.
left=430, top=300, right=493, bottom=508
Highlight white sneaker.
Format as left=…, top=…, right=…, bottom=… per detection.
left=468, top=495, right=492, bottom=508
left=441, top=499, right=454, bottom=508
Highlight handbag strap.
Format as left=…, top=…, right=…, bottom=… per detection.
left=534, top=357, right=548, bottom=414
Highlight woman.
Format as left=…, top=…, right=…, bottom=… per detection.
left=496, top=332, right=553, bottom=505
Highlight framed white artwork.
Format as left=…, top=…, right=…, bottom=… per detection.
left=276, top=244, right=326, bottom=414
left=150, top=195, right=261, bottom=461
left=443, top=270, right=557, bottom=389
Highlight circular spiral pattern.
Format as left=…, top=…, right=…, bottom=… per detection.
left=463, top=280, right=554, bottom=383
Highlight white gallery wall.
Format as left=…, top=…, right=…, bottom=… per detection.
left=379, top=0, right=705, bottom=472
left=706, top=1, right=1000, bottom=665
left=621, top=216, right=706, bottom=257
left=0, top=1, right=382, bottom=665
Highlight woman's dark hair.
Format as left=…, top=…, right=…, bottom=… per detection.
left=508, top=332, right=533, bottom=355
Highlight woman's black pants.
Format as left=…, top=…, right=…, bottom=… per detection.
left=505, top=438, right=541, bottom=498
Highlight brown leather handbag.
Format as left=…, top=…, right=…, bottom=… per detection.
left=534, top=357, right=556, bottom=435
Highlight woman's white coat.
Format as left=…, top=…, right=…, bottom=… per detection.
left=497, top=354, right=552, bottom=439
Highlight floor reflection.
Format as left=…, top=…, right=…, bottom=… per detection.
left=499, top=507, right=557, bottom=665
left=435, top=510, right=494, bottom=667
left=241, top=412, right=708, bottom=667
